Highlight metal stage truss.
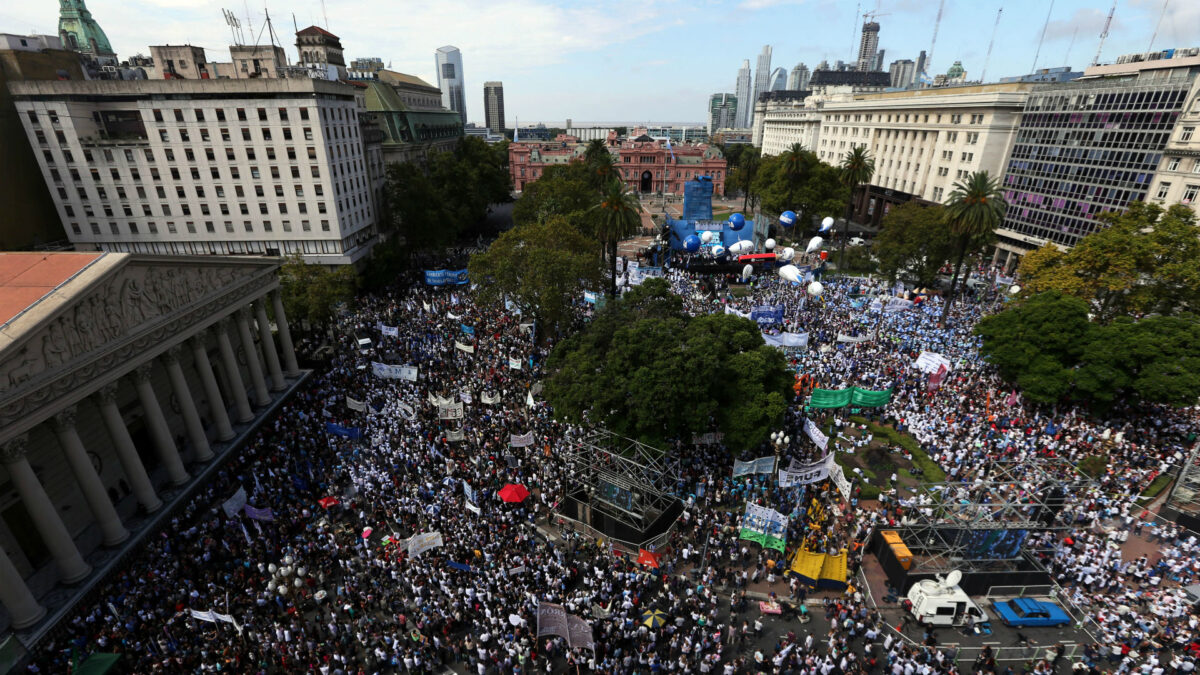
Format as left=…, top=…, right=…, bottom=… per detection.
left=893, top=458, right=1094, bottom=576
left=1162, top=441, right=1200, bottom=526
left=559, top=428, right=682, bottom=536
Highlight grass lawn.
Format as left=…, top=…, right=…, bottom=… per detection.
left=822, top=416, right=945, bottom=500
left=1138, top=473, right=1174, bottom=506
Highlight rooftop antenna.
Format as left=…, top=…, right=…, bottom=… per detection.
left=850, top=0, right=861, bottom=61
left=1147, top=0, right=1169, bottom=54
left=979, top=6, right=1003, bottom=83
left=244, top=0, right=253, bottom=43
left=292, top=12, right=298, bottom=37
left=1030, top=0, right=1055, bottom=73
left=1064, top=25, right=1078, bottom=66
left=1092, top=0, right=1116, bottom=66
left=223, top=8, right=244, bottom=45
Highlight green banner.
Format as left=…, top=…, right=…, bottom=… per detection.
left=809, top=387, right=893, bottom=409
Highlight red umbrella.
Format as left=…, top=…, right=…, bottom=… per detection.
left=318, top=496, right=340, bottom=509
left=498, top=484, right=530, bottom=503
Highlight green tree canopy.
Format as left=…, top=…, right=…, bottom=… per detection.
left=1016, top=202, right=1200, bottom=321
left=753, top=149, right=846, bottom=222
left=941, top=171, right=1005, bottom=322
left=512, top=161, right=598, bottom=233
left=544, top=279, right=792, bottom=451
left=975, top=291, right=1092, bottom=404
left=872, top=202, right=956, bottom=287
left=1075, top=315, right=1200, bottom=407
left=468, top=215, right=602, bottom=336
left=279, top=254, right=357, bottom=329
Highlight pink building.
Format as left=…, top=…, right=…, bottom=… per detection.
left=509, top=132, right=727, bottom=195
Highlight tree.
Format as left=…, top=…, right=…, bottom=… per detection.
left=468, top=215, right=601, bottom=337
left=872, top=202, right=956, bottom=287
left=1075, top=315, right=1200, bottom=407
left=279, top=254, right=357, bottom=331
left=728, top=152, right=761, bottom=214
left=781, top=142, right=807, bottom=180
left=754, top=150, right=845, bottom=223
left=1015, top=203, right=1200, bottom=321
left=544, top=279, right=791, bottom=452
left=838, top=146, right=875, bottom=273
left=512, top=162, right=597, bottom=232
left=941, top=171, right=1006, bottom=323
left=591, top=180, right=642, bottom=297
left=975, top=291, right=1092, bottom=404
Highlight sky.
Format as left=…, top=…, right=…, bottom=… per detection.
left=5, top=0, right=1200, bottom=126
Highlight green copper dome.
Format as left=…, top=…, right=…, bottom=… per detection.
left=58, top=0, right=114, bottom=57
left=946, top=61, right=965, bottom=79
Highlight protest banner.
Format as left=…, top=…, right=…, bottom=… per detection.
left=761, top=331, right=808, bottom=348
left=830, top=461, right=852, bottom=500
left=325, top=423, right=362, bottom=439
left=751, top=305, right=785, bottom=325
left=407, top=531, right=444, bottom=557
left=438, top=402, right=464, bottom=420
left=836, top=333, right=872, bottom=344
left=221, top=487, right=247, bottom=519
left=914, top=351, right=953, bottom=374
left=778, top=455, right=834, bottom=488
left=508, top=357, right=522, bottom=370
left=804, top=418, right=829, bottom=451
left=692, top=432, right=725, bottom=445
left=445, top=428, right=464, bottom=442
left=454, top=341, right=475, bottom=354
left=379, top=325, right=399, bottom=337
left=732, top=456, right=776, bottom=477
left=345, top=397, right=366, bottom=412
left=371, top=362, right=418, bottom=381
left=243, top=505, right=274, bottom=521
left=739, top=503, right=787, bottom=552
left=510, top=431, right=534, bottom=448
left=481, top=391, right=500, bottom=405
left=397, top=402, right=416, bottom=420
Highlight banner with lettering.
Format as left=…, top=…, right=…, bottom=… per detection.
left=836, top=333, right=871, bottom=344
left=751, top=305, right=785, bottom=325
left=830, top=461, right=852, bottom=500
left=692, top=432, right=726, bottom=445
left=508, top=357, right=522, bottom=370
left=378, top=324, right=399, bottom=337
left=510, top=431, right=535, bottom=448
left=398, top=402, right=416, bottom=420
left=407, top=531, right=444, bottom=557
left=243, top=505, right=274, bottom=521
left=761, top=331, right=808, bottom=348
left=778, top=454, right=834, bottom=488
left=914, top=351, right=953, bottom=374
left=445, top=428, right=465, bottom=442
left=425, top=269, right=469, bottom=286
left=438, top=402, right=464, bottom=420
left=739, top=503, right=787, bottom=552
left=481, top=391, right=500, bottom=405
left=221, top=487, right=247, bottom=519
left=345, top=397, right=366, bottom=412
left=804, top=418, right=829, bottom=451
left=325, top=423, right=362, bottom=439
left=732, top=456, right=777, bottom=477
left=371, top=362, right=418, bottom=381
left=455, top=341, right=475, bottom=354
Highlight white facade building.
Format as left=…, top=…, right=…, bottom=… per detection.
left=1146, top=77, right=1200, bottom=215
left=10, top=78, right=378, bottom=265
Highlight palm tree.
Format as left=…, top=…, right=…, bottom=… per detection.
left=583, top=139, right=609, bottom=165
left=781, top=142, right=806, bottom=180
left=592, top=179, right=642, bottom=297
left=733, top=153, right=761, bottom=214
left=590, top=150, right=617, bottom=188
left=940, top=171, right=1007, bottom=323
left=837, top=146, right=875, bottom=274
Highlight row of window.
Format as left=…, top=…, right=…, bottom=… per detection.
left=1156, top=182, right=1200, bottom=203
left=826, top=112, right=988, bottom=125
left=101, top=238, right=348, bottom=257
left=71, top=218, right=334, bottom=237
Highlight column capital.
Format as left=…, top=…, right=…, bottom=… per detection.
left=164, top=344, right=185, bottom=365
left=134, top=362, right=156, bottom=384
left=1, top=435, right=28, bottom=464
left=52, top=405, right=79, bottom=433
left=217, top=316, right=235, bottom=333
left=96, top=382, right=121, bottom=405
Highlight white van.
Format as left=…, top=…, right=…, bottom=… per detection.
left=906, top=571, right=989, bottom=627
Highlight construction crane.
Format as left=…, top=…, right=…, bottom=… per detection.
left=979, top=6, right=1003, bottom=83
left=923, top=0, right=946, bottom=82
left=1030, top=0, right=1055, bottom=74
left=1092, top=0, right=1116, bottom=66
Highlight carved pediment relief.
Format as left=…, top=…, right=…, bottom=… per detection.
left=0, top=260, right=271, bottom=399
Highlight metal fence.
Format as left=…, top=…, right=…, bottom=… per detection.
left=952, top=642, right=1088, bottom=665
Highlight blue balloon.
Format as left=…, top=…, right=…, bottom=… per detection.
left=779, top=210, right=797, bottom=227
left=729, top=213, right=747, bottom=231
left=683, top=234, right=701, bottom=252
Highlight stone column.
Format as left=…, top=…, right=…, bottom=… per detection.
left=217, top=319, right=253, bottom=423
left=271, top=289, right=300, bottom=377
left=236, top=307, right=271, bottom=407
left=254, top=298, right=286, bottom=391
left=51, top=408, right=129, bottom=546
left=991, top=246, right=1002, bottom=266
left=0, top=436, right=91, bottom=584
left=190, top=334, right=234, bottom=442
left=95, top=385, right=161, bottom=513
left=0, top=542, right=45, bottom=629
left=133, top=364, right=189, bottom=486
left=163, top=346, right=213, bottom=463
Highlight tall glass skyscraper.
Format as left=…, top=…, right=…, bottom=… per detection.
left=483, top=81, right=505, bottom=134
left=435, top=46, right=466, bottom=126
left=735, top=60, right=752, bottom=128
left=751, top=46, right=773, bottom=127
left=998, top=75, right=1194, bottom=251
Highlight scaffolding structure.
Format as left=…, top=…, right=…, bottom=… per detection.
left=1162, top=442, right=1200, bottom=524
left=558, top=428, right=682, bottom=535
left=895, top=459, right=1093, bottom=576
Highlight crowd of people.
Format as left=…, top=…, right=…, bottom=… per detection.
left=20, top=251, right=1200, bottom=674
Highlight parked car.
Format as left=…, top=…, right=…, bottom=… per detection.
left=991, top=597, right=1071, bottom=627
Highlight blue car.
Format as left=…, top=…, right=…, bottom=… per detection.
left=991, top=597, right=1071, bottom=627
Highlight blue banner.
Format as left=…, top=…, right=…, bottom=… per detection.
left=424, top=269, right=470, bottom=286
left=461, top=324, right=475, bottom=335
left=750, top=305, right=784, bottom=325
left=325, top=423, right=362, bottom=439
left=447, top=561, right=474, bottom=573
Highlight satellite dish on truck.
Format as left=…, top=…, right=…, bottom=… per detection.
left=944, top=570, right=962, bottom=588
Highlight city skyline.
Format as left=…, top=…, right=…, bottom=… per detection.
left=3, top=0, right=1200, bottom=124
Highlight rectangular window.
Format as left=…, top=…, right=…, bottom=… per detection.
left=1157, top=182, right=1172, bottom=199
left=1184, top=184, right=1199, bottom=203
left=1181, top=127, right=1195, bottom=142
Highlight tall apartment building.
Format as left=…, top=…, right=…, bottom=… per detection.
left=856, top=22, right=880, bottom=72
left=997, top=56, right=1200, bottom=254
left=788, top=63, right=811, bottom=91
left=751, top=46, right=773, bottom=127
left=1147, top=80, right=1200, bottom=214
left=708, top=93, right=738, bottom=135
left=888, top=59, right=916, bottom=88
left=769, top=67, right=788, bottom=92
left=735, top=60, right=753, bottom=128
left=9, top=78, right=379, bottom=265
left=435, top=46, right=466, bottom=126
left=813, top=83, right=1033, bottom=226
left=483, top=81, right=505, bottom=134
left=757, top=92, right=821, bottom=157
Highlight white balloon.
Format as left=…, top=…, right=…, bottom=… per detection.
left=729, top=240, right=753, bottom=254
left=741, top=264, right=754, bottom=280
left=778, top=265, right=801, bottom=283
left=711, top=246, right=725, bottom=257
left=806, top=236, right=823, bottom=254
left=780, top=247, right=795, bottom=261
left=807, top=281, right=824, bottom=296
left=820, top=217, right=835, bottom=231
left=764, top=238, right=776, bottom=250
left=700, top=231, right=713, bottom=243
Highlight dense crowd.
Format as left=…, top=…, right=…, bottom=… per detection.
left=21, top=253, right=1200, bottom=674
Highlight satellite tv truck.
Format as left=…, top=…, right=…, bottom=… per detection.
left=906, top=571, right=989, bottom=627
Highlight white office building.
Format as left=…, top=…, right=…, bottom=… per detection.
left=10, top=78, right=379, bottom=265
left=735, top=59, right=752, bottom=128
left=435, top=46, right=466, bottom=126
